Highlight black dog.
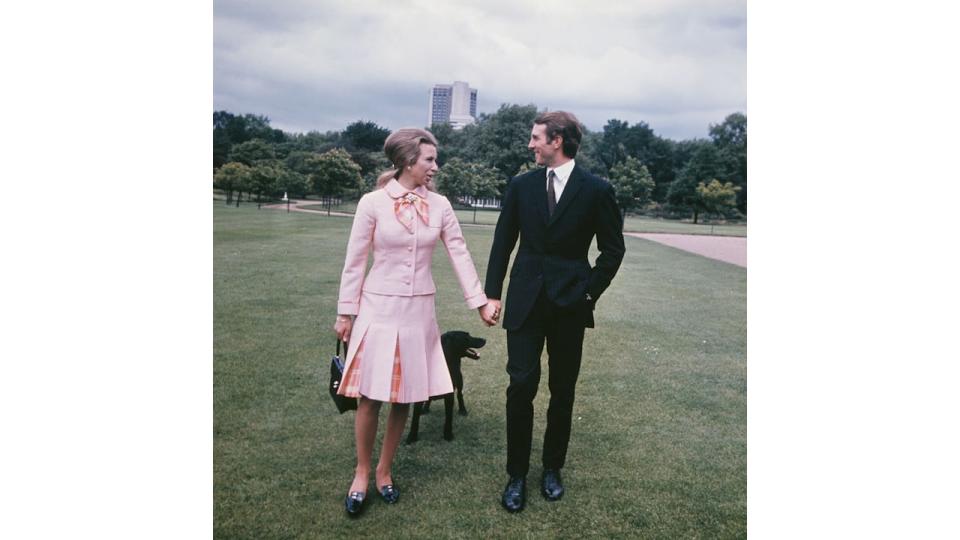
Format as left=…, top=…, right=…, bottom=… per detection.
left=406, top=331, right=486, bottom=443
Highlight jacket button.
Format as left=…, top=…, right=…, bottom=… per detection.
left=407, top=246, right=413, bottom=251
left=404, top=279, right=410, bottom=285
left=405, top=261, right=411, bottom=267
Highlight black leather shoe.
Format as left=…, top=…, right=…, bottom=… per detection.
left=541, top=469, right=564, bottom=501
left=378, top=483, right=400, bottom=504
left=501, top=476, right=526, bottom=513
left=344, top=491, right=366, bottom=517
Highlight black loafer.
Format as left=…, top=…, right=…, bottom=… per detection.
left=501, top=476, right=527, bottom=513
left=378, top=483, right=400, bottom=504
left=541, top=469, right=564, bottom=501
left=344, top=491, right=366, bottom=517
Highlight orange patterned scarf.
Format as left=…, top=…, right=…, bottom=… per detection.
left=394, top=192, right=429, bottom=232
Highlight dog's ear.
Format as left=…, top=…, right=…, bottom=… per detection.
left=441, top=331, right=461, bottom=348
left=446, top=330, right=467, bottom=347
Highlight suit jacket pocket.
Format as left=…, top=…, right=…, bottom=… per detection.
left=543, top=258, right=590, bottom=307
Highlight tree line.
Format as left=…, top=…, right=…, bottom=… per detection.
left=213, top=105, right=746, bottom=222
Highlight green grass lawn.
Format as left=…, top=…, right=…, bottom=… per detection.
left=214, top=203, right=746, bottom=538
left=298, top=201, right=360, bottom=215
left=621, top=215, right=746, bottom=237
left=215, top=192, right=746, bottom=237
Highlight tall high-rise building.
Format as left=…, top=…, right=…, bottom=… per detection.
left=428, top=81, right=477, bottom=129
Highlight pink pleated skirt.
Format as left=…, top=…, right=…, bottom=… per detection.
left=337, top=291, right=452, bottom=403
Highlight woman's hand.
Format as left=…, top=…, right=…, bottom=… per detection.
left=334, top=315, right=353, bottom=343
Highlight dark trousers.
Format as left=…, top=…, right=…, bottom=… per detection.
left=505, top=290, right=586, bottom=477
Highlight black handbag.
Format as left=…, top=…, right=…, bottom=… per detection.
left=329, top=340, right=357, bottom=413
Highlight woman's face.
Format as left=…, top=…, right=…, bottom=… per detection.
left=407, top=143, right=438, bottom=187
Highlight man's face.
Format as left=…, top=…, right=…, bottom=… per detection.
left=528, top=123, right=561, bottom=167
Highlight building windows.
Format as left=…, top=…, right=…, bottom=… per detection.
left=428, top=81, right=477, bottom=129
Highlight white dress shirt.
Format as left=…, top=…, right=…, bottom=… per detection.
left=546, top=159, right=576, bottom=202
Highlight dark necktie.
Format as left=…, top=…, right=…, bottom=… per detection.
left=547, top=170, right=557, bottom=216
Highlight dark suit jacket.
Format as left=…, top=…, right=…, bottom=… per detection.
left=485, top=164, right=626, bottom=330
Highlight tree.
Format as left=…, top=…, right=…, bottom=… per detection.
left=596, top=119, right=676, bottom=201
left=342, top=121, right=390, bottom=152
left=249, top=163, right=283, bottom=207
left=516, top=161, right=539, bottom=175
left=430, top=122, right=467, bottom=165
left=213, top=124, right=232, bottom=171
left=277, top=167, right=310, bottom=199
left=434, top=157, right=473, bottom=200
left=213, top=111, right=286, bottom=169
left=696, top=179, right=741, bottom=219
left=434, top=158, right=501, bottom=223
left=213, top=162, right=250, bottom=205
left=228, top=140, right=276, bottom=205
left=364, top=152, right=392, bottom=191
left=575, top=129, right=609, bottom=178
left=467, top=163, right=501, bottom=223
left=709, top=112, right=747, bottom=213
left=284, top=150, right=316, bottom=177
left=228, top=138, right=275, bottom=167
left=348, top=150, right=391, bottom=179
left=608, top=156, right=655, bottom=225
left=671, top=138, right=709, bottom=171
left=340, top=121, right=392, bottom=178
left=643, top=136, right=677, bottom=201
left=307, top=148, right=363, bottom=214
left=282, top=130, right=341, bottom=155
left=210, top=108, right=747, bottom=220
left=598, top=119, right=654, bottom=170
left=214, top=111, right=245, bottom=169
left=598, top=119, right=629, bottom=167
left=286, top=149, right=363, bottom=196
left=461, top=104, right=539, bottom=184
left=212, top=112, right=284, bottom=143
left=361, top=170, right=382, bottom=194
left=667, top=142, right=726, bottom=223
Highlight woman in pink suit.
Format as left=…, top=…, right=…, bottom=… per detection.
left=333, top=128, right=495, bottom=516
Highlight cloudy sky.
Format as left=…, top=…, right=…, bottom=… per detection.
left=214, top=0, right=745, bottom=140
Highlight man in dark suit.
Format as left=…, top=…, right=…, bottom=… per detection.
left=479, top=111, right=625, bottom=513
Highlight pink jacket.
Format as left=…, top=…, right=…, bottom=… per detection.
left=337, top=179, right=487, bottom=315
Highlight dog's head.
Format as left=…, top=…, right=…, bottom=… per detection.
left=440, top=330, right=486, bottom=360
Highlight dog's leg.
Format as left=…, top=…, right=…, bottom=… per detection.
left=457, top=387, right=468, bottom=416
left=443, top=394, right=454, bottom=441
left=406, top=402, right=423, bottom=444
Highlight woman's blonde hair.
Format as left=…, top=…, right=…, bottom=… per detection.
left=375, top=128, right=440, bottom=190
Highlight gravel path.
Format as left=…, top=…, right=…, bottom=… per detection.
left=261, top=199, right=354, bottom=217
left=625, top=233, right=747, bottom=268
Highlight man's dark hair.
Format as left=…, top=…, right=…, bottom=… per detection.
left=534, top=110, right=583, bottom=158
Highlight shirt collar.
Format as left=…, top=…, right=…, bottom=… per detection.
left=385, top=178, right=429, bottom=199
left=547, top=159, right=576, bottom=185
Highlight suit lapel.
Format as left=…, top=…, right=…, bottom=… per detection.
left=532, top=168, right=549, bottom=224
left=547, top=165, right=584, bottom=227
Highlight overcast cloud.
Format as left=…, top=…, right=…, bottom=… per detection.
left=214, top=0, right=745, bottom=140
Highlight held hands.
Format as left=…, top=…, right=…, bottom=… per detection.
left=478, top=299, right=502, bottom=327
left=333, top=315, right=353, bottom=343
